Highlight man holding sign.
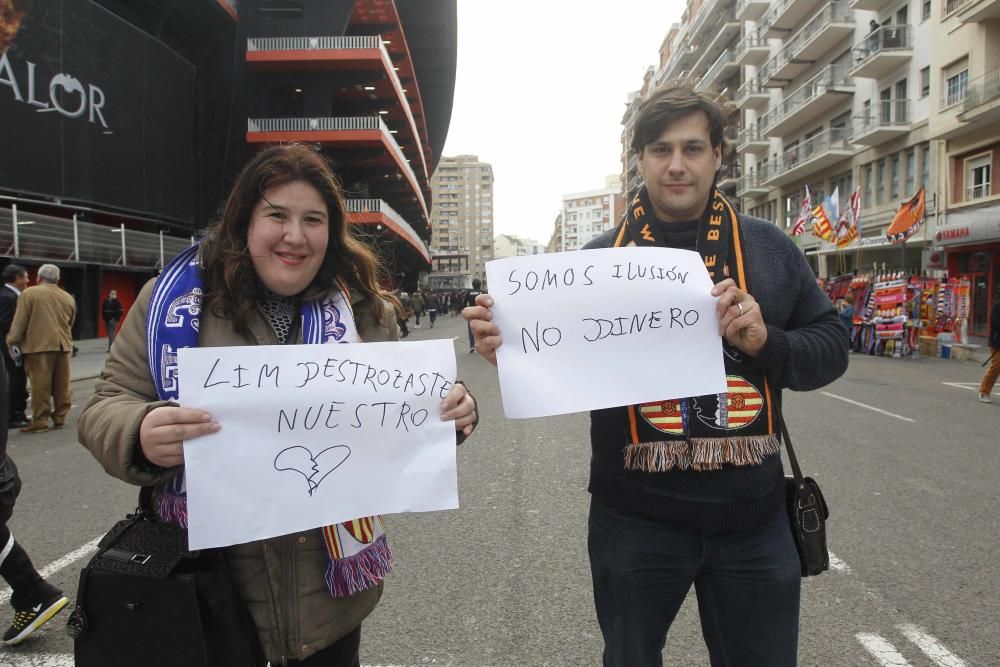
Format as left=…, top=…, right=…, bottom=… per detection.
left=465, top=86, right=847, bottom=666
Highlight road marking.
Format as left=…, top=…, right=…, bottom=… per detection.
left=899, top=624, right=967, bottom=667
left=856, top=633, right=913, bottom=666
left=820, top=392, right=915, bottom=423
left=0, top=536, right=101, bottom=605
left=942, top=382, right=980, bottom=392
left=828, top=551, right=851, bottom=573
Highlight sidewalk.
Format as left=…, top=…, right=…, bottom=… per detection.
left=70, top=337, right=113, bottom=383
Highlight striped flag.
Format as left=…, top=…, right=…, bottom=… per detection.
left=790, top=186, right=811, bottom=236
left=812, top=187, right=839, bottom=242
left=835, top=187, right=862, bottom=248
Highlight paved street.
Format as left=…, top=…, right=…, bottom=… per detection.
left=0, top=316, right=996, bottom=666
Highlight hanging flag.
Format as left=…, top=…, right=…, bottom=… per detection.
left=811, top=187, right=839, bottom=242
left=886, top=185, right=926, bottom=244
left=835, top=187, right=862, bottom=248
left=791, top=186, right=812, bottom=236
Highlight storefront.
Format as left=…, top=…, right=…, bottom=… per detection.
left=935, top=204, right=1000, bottom=337
left=804, top=228, right=930, bottom=278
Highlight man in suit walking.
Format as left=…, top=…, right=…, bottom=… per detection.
left=5, top=264, right=76, bottom=433
left=0, top=266, right=29, bottom=429
left=100, top=289, right=123, bottom=352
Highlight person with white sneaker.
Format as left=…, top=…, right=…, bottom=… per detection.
left=0, top=356, right=68, bottom=644
left=978, top=298, right=1000, bottom=404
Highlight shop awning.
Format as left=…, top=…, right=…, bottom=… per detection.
left=933, top=204, right=1000, bottom=246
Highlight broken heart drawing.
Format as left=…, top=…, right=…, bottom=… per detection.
left=273, top=445, right=352, bottom=497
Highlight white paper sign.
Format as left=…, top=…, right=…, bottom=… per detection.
left=485, top=247, right=726, bottom=418
left=177, top=340, right=458, bottom=550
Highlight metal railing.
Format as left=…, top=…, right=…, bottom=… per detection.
left=855, top=99, right=911, bottom=133
left=943, top=0, right=973, bottom=14
left=698, top=51, right=735, bottom=90
left=963, top=68, right=1000, bottom=112
left=852, top=24, right=913, bottom=66
left=759, top=64, right=853, bottom=134
left=760, top=3, right=852, bottom=85
left=734, top=31, right=766, bottom=61
left=345, top=199, right=428, bottom=257
left=966, top=182, right=992, bottom=200
left=942, top=75, right=970, bottom=109
left=247, top=116, right=423, bottom=208
left=686, top=0, right=723, bottom=43
left=758, top=0, right=795, bottom=35
left=774, top=127, right=853, bottom=176
left=736, top=77, right=766, bottom=102
left=737, top=123, right=766, bottom=147
left=0, top=206, right=193, bottom=268
left=247, top=35, right=381, bottom=51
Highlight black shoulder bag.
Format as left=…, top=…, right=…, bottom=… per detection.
left=778, top=412, right=831, bottom=577
left=66, top=487, right=263, bottom=667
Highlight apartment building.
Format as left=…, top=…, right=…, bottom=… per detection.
left=429, top=154, right=495, bottom=285
left=627, top=0, right=999, bottom=333
left=557, top=177, right=625, bottom=252
left=493, top=234, right=546, bottom=259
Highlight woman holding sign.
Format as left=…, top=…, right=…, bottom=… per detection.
left=78, top=144, right=478, bottom=666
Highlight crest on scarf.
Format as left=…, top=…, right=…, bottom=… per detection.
left=323, top=301, right=349, bottom=342
left=690, top=376, right=764, bottom=431
left=639, top=399, right=687, bottom=435
left=165, top=287, right=203, bottom=331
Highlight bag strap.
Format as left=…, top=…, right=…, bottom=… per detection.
left=774, top=401, right=806, bottom=487
left=138, top=486, right=156, bottom=515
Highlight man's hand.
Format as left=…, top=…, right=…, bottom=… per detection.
left=712, top=279, right=768, bottom=357
left=440, top=382, right=477, bottom=437
left=138, top=406, right=221, bottom=468
left=462, top=293, right=502, bottom=366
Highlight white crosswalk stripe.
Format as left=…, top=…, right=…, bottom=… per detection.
left=0, top=537, right=101, bottom=606
left=0, top=659, right=409, bottom=667
left=857, top=633, right=914, bottom=666
left=899, top=624, right=967, bottom=667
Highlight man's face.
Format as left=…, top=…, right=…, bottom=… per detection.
left=109, top=290, right=117, bottom=299
left=638, top=111, right=722, bottom=223
left=14, top=273, right=28, bottom=291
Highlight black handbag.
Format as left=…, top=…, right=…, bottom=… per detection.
left=66, top=487, right=263, bottom=667
left=778, top=412, right=830, bottom=577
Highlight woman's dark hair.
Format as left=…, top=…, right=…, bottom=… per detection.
left=630, top=85, right=729, bottom=156
left=199, top=143, right=399, bottom=334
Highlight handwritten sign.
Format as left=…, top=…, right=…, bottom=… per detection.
left=484, top=247, right=726, bottom=418
left=177, top=340, right=458, bottom=550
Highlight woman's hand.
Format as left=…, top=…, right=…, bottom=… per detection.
left=440, top=382, right=477, bottom=437
left=138, top=406, right=221, bottom=467
left=462, top=293, right=502, bottom=366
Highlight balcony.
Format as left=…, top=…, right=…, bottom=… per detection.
left=759, top=0, right=821, bottom=39
left=698, top=51, right=739, bottom=92
left=736, top=77, right=771, bottom=110
left=689, top=12, right=741, bottom=80
left=736, top=0, right=770, bottom=20
left=766, top=2, right=854, bottom=83
left=765, top=127, right=853, bottom=187
left=850, top=0, right=896, bottom=10
left=850, top=25, right=914, bottom=80
left=852, top=100, right=911, bottom=145
left=760, top=64, right=854, bottom=137
left=966, top=182, right=993, bottom=201
left=346, top=199, right=429, bottom=263
left=736, top=124, right=770, bottom=155
left=958, top=68, right=1000, bottom=126
left=246, top=35, right=428, bottom=182
left=686, top=0, right=724, bottom=47
left=719, top=161, right=742, bottom=192
left=734, top=32, right=770, bottom=67
left=247, top=116, right=428, bottom=221
left=946, top=0, right=1000, bottom=21
left=737, top=166, right=772, bottom=197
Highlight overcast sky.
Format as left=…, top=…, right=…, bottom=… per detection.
left=440, top=1, right=685, bottom=245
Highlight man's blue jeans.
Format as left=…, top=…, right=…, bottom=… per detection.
left=588, top=497, right=800, bottom=666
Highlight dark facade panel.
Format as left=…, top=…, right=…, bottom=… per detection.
left=0, top=0, right=196, bottom=222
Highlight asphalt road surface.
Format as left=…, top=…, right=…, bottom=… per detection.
left=0, top=314, right=996, bottom=666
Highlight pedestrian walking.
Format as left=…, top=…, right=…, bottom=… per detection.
left=100, top=289, right=124, bottom=352
left=77, top=144, right=479, bottom=666
left=0, top=265, right=29, bottom=428
left=978, top=298, right=1000, bottom=403
left=411, top=290, right=424, bottom=328
left=0, top=356, right=70, bottom=645
left=5, top=264, right=75, bottom=434
left=464, top=84, right=848, bottom=666
left=464, top=280, right=483, bottom=354
left=425, top=291, right=440, bottom=328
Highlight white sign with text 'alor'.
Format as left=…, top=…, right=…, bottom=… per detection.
left=177, top=340, right=458, bottom=550
left=485, top=247, right=726, bottom=418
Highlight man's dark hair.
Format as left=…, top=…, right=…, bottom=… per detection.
left=472, top=278, right=481, bottom=290
left=631, top=85, right=728, bottom=155
left=1, top=264, right=26, bottom=283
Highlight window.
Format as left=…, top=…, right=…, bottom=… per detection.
left=864, top=164, right=873, bottom=208
left=922, top=0, right=931, bottom=20
left=967, top=155, right=992, bottom=200
left=920, top=142, right=930, bottom=190
left=943, top=59, right=970, bottom=107
left=877, top=159, right=886, bottom=205
left=831, top=171, right=853, bottom=203
left=921, top=67, right=930, bottom=98
left=895, top=6, right=908, bottom=25
left=891, top=155, right=901, bottom=200
left=905, top=149, right=916, bottom=196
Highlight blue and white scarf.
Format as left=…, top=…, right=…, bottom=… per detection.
left=147, top=244, right=392, bottom=597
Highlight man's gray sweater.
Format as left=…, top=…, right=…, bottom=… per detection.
left=584, top=215, right=849, bottom=532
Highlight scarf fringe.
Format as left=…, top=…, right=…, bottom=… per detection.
left=624, top=434, right=780, bottom=472
left=158, top=491, right=189, bottom=528
left=324, top=533, right=393, bottom=597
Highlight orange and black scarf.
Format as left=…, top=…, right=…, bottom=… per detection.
left=611, top=188, right=779, bottom=471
